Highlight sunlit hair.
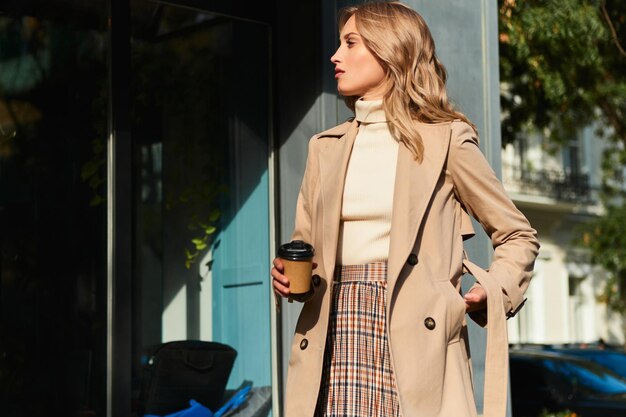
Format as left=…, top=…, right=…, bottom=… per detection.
left=338, top=1, right=477, bottom=161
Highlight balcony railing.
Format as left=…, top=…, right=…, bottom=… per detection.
left=502, top=164, right=594, bottom=204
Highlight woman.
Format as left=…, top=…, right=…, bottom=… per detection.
left=271, top=2, right=539, bottom=417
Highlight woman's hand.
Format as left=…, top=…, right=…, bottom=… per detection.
left=271, top=257, right=318, bottom=298
left=464, top=286, right=487, bottom=313
left=271, top=258, right=291, bottom=298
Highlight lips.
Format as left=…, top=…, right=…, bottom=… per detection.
left=334, top=68, right=345, bottom=79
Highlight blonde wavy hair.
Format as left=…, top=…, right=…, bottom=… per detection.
left=339, top=1, right=476, bottom=161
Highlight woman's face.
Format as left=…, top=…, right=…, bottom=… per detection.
left=331, top=15, right=387, bottom=100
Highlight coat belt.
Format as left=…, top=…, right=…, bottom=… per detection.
left=462, top=258, right=509, bottom=417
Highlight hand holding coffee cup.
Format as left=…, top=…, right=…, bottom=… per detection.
left=274, top=240, right=315, bottom=302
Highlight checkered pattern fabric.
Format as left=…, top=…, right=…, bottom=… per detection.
left=315, top=262, right=402, bottom=417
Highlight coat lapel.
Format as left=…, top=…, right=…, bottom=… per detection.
left=386, top=124, right=452, bottom=299
left=316, top=120, right=451, bottom=291
left=318, top=119, right=358, bottom=279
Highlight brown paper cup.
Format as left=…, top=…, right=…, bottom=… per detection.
left=278, top=240, right=315, bottom=302
left=282, top=258, right=313, bottom=295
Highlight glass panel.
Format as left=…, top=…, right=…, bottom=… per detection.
left=131, top=1, right=271, bottom=415
left=0, top=6, right=108, bottom=417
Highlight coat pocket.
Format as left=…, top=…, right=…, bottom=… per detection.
left=435, top=280, right=466, bottom=344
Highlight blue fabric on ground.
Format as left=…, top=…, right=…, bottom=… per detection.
left=144, top=399, right=212, bottom=417
left=143, top=385, right=251, bottom=417
left=214, top=385, right=251, bottom=417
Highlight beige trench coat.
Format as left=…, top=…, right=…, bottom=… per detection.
left=284, top=118, right=539, bottom=417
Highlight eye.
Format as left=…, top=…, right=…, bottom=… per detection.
left=346, top=39, right=356, bottom=47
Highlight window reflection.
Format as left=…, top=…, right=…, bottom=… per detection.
left=131, top=1, right=272, bottom=415
left=0, top=1, right=274, bottom=415
left=543, top=358, right=626, bottom=396
left=580, top=351, right=626, bottom=381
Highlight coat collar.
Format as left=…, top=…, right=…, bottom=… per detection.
left=317, top=120, right=452, bottom=290
left=316, top=119, right=353, bottom=137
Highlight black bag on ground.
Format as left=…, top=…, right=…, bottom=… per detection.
left=141, top=340, right=237, bottom=414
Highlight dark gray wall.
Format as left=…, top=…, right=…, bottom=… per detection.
left=274, top=1, right=325, bottom=412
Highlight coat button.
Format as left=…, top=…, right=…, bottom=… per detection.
left=407, top=253, right=418, bottom=266
left=300, top=339, right=308, bottom=350
left=312, top=274, right=321, bottom=287
left=424, top=317, right=436, bottom=330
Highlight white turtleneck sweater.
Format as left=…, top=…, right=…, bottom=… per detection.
left=337, top=98, right=399, bottom=265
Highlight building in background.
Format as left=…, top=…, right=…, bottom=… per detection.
left=502, top=126, right=626, bottom=346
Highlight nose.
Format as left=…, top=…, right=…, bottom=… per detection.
left=330, top=48, right=341, bottom=64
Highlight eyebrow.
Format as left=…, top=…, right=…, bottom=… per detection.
left=341, top=32, right=360, bottom=41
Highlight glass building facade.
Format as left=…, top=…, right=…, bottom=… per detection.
left=0, top=1, right=279, bottom=415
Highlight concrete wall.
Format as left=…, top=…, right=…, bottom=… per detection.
left=275, top=1, right=502, bottom=414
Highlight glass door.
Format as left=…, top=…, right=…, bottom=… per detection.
left=131, top=1, right=272, bottom=414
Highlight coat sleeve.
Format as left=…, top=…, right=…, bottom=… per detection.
left=448, top=121, right=540, bottom=327
left=291, top=136, right=319, bottom=244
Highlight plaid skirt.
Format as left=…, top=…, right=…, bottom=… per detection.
left=315, top=262, right=402, bottom=417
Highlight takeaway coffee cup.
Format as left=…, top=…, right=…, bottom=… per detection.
left=278, top=240, right=315, bottom=302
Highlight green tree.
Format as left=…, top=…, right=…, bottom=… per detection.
left=581, top=206, right=626, bottom=312
left=498, top=0, right=626, bottom=310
